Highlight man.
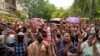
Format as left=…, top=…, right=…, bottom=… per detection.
left=28, top=33, right=52, bottom=56
left=41, top=31, right=50, bottom=43
left=4, top=32, right=27, bottom=56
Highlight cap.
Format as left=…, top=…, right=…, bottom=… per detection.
left=17, top=32, right=24, bottom=35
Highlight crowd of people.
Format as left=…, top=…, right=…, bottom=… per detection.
left=0, top=18, right=100, bottom=56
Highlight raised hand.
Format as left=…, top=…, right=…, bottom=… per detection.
left=27, top=28, right=32, bottom=33
left=78, top=37, right=83, bottom=43
left=77, top=31, right=83, bottom=43
left=60, top=19, right=64, bottom=24
left=51, top=23, right=57, bottom=31
left=76, top=30, right=81, bottom=36
left=29, top=20, right=33, bottom=24
left=92, top=37, right=97, bottom=45
left=15, top=19, right=18, bottom=23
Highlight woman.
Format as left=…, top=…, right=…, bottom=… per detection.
left=52, top=29, right=77, bottom=56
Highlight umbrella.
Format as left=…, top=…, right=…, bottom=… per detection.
left=66, top=17, right=80, bottom=23
left=32, top=18, right=44, bottom=28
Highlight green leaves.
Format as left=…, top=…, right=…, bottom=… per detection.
left=17, top=0, right=100, bottom=20
left=51, top=8, right=69, bottom=19
left=17, top=0, right=56, bottom=20
left=70, top=0, right=100, bottom=19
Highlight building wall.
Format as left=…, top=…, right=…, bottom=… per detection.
left=0, top=0, right=22, bottom=11
left=0, top=0, right=17, bottom=17
left=0, top=0, right=5, bottom=9
left=5, top=0, right=16, bottom=11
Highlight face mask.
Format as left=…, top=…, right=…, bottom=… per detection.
left=37, top=37, right=43, bottom=43
left=38, top=28, right=42, bottom=32
left=42, top=33, right=47, bottom=38
left=0, top=30, right=2, bottom=35
left=41, top=31, right=47, bottom=37
left=97, top=35, right=100, bottom=40
left=0, top=29, right=2, bottom=31
left=57, top=34, right=61, bottom=38
left=17, top=35, right=24, bottom=42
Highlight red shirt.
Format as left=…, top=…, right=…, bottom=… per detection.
left=44, top=37, right=50, bottom=43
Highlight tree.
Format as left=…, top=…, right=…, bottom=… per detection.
left=70, top=0, right=100, bottom=20
left=41, top=3, right=56, bottom=20
left=17, top=0, right=56, bottom=20
left=15, top=10, right=27, bottom=21
left=51, top=8, right=70, bottom=19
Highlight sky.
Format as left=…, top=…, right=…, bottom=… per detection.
left=17, top=0, right=74, bottom=10
left=48, top=0, right=74, bottom=9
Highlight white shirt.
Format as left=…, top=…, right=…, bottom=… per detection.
left=81, top=41, right=93, bottom=56
left=0, top=35, right=4, bottom=44
left=0, top=34, right=15, bottom=44
left=81, top=41, right=89, bottom=51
